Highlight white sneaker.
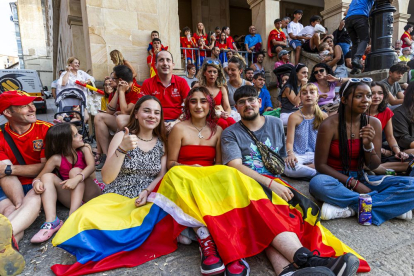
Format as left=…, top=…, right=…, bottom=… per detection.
left=396, top=210, right=413, bottom=220
left=177, top=234, right=192, bottom=245
left=320, top=203, right=356, bottom=220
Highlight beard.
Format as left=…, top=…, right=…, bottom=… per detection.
left=241, top=110, right=259, bottom=121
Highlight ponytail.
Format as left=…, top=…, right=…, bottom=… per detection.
left=313, top=103, right=324, bottom=130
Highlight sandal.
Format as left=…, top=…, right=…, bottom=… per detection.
left=95, top=154, right=107, bottom=171
left=0, top=214, right=25, bottom=276
left=95, top=153, right=101, bottom=166
left=381, top=148, right=392, bottom=157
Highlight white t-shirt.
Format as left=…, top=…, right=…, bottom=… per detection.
left=287, top=21, right=303, bottom=42
left=298, top=25, right=315, bottom=38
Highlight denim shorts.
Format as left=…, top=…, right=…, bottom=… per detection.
left=0, top=184, right=33, bottom=202
left=289, top=39, right=302, bottom=49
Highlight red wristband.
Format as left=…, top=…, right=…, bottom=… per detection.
left=268, top=179, right=272, bottom=188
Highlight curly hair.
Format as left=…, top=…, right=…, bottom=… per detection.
left=196, top=62, right=227, bottom=88
left=308, top=63, right=334, bottom=83
left=183, top=87, right=217, bottom=139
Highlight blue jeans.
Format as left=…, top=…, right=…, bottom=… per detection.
left=337, top=43, right=351, bottom=56
left=309, top=173, right=414, bottom=225
left=0, top=184, right=33, bottom=202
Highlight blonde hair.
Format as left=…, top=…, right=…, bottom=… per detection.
left=300, top=83, right=325, bottom=130
left=197, top=62, right=226, bottom=88
left=109, top=50, right=125, bottom=66
left=196, top=22, right=206, bottom=37
left=67, top=57, right=80, bottom=66
left=232, top=52, right=247, bottom=68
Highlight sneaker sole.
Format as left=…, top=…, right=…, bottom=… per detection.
left=336, top=253, right=359, bottom=276
left=0, top=214, right=26, bottom=276
left=201, top=264, right=225, bottom=276
left=292, top=267, right=335, bottom=276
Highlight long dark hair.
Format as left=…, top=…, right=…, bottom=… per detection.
left=370, top=81, right=389, bottom=113
left=283, top=63, right=307, bottom=95
left=337, top=81, right=370, bottom=177
left=125, top=95, right=167, bottom=146
left=308, top=63, right=334, bottom=83
left=45, top=123, right=83, bottom=164
left=183, top=87, right=217, bottom=139
left=403, top=81, right=414, bottom=122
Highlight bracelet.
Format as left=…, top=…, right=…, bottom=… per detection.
left=345, top=176, right=353, bottom=188
left=363, top=142, right=374, bottom=152
left=32, top=178, right=41, bottom=185
left=107, top=104, right=116, bottom=111
left=117, top=146, right=128, bottom=154
left=286, top=149, right=293, bottom=154
left=353, top=180, right=359, bottom=191
left=391, top=145, right=400, bottom=150
left=142, top=188, right=150, bottom=195
left=339, top=78, right=342, bottom=83
left=76, top=172, right=85, bottom=182
left=268, top=179, right=272, bottom=188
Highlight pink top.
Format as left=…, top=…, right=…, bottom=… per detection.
left=274, top=61, right=293, bottom=69
left=313, top=82, right=336, bottom=106
left=59, top=150, right=87, bottom=180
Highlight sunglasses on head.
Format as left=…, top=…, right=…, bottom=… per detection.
left=342, top=77, right=373, bottom=93
left=206, top=59, right=220, bottom=65
left=313, top=68, right=325, bottom=75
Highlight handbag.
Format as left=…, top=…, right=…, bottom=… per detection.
left=239, top=121, right=285, bottom=175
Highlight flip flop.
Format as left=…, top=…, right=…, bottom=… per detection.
left=0, top=214, right=25, bottom=276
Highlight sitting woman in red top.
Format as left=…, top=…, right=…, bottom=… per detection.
left=309, top=79, right=414, bottom=225
left=367, top=81, right=411, bottom=174
left=196, top=60, right=235, bottom=129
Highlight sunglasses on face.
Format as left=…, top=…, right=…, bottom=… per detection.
left=342, top=77, right=373, bottom=92
left=313, top=68, right=325, bottom=75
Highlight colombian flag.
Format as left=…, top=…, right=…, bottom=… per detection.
left=51, top=165, right=370, bottom=275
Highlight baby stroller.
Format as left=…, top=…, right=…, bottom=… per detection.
left=54, top=87, right=91, bottom=142
left=273, top=64, right=294, bottom=89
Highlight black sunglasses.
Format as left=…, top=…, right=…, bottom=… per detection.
left=313, top=68, right=325, bottom=75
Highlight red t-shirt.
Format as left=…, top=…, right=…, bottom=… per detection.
left=227, top=36, right=235, bottom=49
left=193, top=33, right=208, bottom=43
left=401, top=32, right=412, bottom=49
left=0, top=120, right=52, bottom=185
left=374, top=107, right=394, bottom=131
left=141, top=75, right=190, bottom=120
left=108, top=81, right=143, bottom=111
left=215, top=40, right=231, bottom=50
left=146, top=54, right=157, bottom=75
left=180, top=36, right=197, bottom=59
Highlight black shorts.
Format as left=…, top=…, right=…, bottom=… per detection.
left=271, top=44, right=286, bottom=53
left=302, top=40, right=318, bottom=53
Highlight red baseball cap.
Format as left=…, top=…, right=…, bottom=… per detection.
left=0, top=90, right=42, bottom=114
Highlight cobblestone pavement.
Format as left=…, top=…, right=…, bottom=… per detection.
left=15, top=98, right=414, bottom=275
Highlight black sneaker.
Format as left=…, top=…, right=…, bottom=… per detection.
left=279, top=264, right=335, bottom=276
left=197, top=227, right=225, bottom=276
left=95, top=154, right=106, bottom=171
left=293, top=247, right=359, bottom=276
left=351, top=57, right=362, bottom=69
left=225, top=259, right=250, bottom=276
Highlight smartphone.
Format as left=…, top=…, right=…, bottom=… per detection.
left=98, top=110, right=107, bottom=113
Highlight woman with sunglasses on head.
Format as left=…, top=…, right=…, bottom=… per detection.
left=284, top=83, right=328, bottom=179
left=227, top=56, right=252, bottom=112
left=368, top=81, right=411, bottom=174
left=196, top=59, right=236, bottom=129
left=309, top=79, right=414, bottom=224
left=309, top=63, right=348, bottom=116
left=279, top=63, right=308, bottom=125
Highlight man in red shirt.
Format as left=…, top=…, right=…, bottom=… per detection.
left=0, top=90, right=52, bottom=273
left=267, top=18, right=287, bottom=58
left=94, top=65, right=143, bottom=170
left=118, top=51, right=190, bottom=133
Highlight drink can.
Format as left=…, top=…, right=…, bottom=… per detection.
left=358, top=194, right=372, bottom=225
left=385, top=169, right=396, bottom=175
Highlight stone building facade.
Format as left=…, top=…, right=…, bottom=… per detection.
left=50, top=0, right=413, bottom=84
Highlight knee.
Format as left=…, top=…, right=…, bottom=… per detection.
left=69, top=167, right=82, bottom=178
left=25, top=190, right=41, bottom=208
left=116, top=115, right=129, bottom=130
left=40, top=173, right=56, bottom=182
left=3, top=204, right=16, bottom=216
left=94, top=113, right=103, bottom=124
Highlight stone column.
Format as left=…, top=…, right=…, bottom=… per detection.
left=393, top=13, right=411, bottom=44
left=320, top=0, right=351, bottom=35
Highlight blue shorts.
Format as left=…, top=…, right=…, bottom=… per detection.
left=289, top=39, right=302, bottom=49
left=0, top=184, right=33, bottom=202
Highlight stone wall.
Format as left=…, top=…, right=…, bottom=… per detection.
left=17, top=0, right=53, bottom=86
left=83, top=0, right=181, bottom=83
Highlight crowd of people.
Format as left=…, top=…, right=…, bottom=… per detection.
left=2, top=1, right=414, bottom=275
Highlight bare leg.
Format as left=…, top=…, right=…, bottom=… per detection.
left=116, top=114, right=130, bottom=131
left=7, top=189, right=41, bottom=241
left=0, top=175, right=24, bottom=209
left=266, top=246, right=291, bottom=275
left=310, top=33, right=321, bottom=50
left=373, top=162, right=409, bottom=174
left=404, top=149, right=414, bottom=155
left=295, top=46, right=302, bottom=65
left=82, top=177, right=102, bottom=202
left=94, top=113, right=117, bottom=155
left=40, top=173, right=62, bottom=222
left=67, top=168, right=85, bottom=215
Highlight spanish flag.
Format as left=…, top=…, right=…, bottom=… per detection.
left=51, top=165, right=370, bottom=275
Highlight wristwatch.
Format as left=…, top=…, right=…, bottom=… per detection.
left=5, top=165, right=12, bottom=176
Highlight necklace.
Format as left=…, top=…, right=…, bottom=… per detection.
left=192, top=123, right=207, bottom=139
left=137, top=136, right=154, bottom=142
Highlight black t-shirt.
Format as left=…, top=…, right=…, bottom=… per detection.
left=345, top=51, right=352, bottom=59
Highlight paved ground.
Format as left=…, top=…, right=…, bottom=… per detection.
left=14, top=98, right=414, bottom=275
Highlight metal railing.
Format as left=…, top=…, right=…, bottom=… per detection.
left=180, top=47, right=259, bottom=69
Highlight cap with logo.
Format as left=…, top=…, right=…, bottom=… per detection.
left=0, top=90, right=41, bottom=114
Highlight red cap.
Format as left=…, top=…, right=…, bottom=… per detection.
left=0, top=90, right=42, bottom=114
